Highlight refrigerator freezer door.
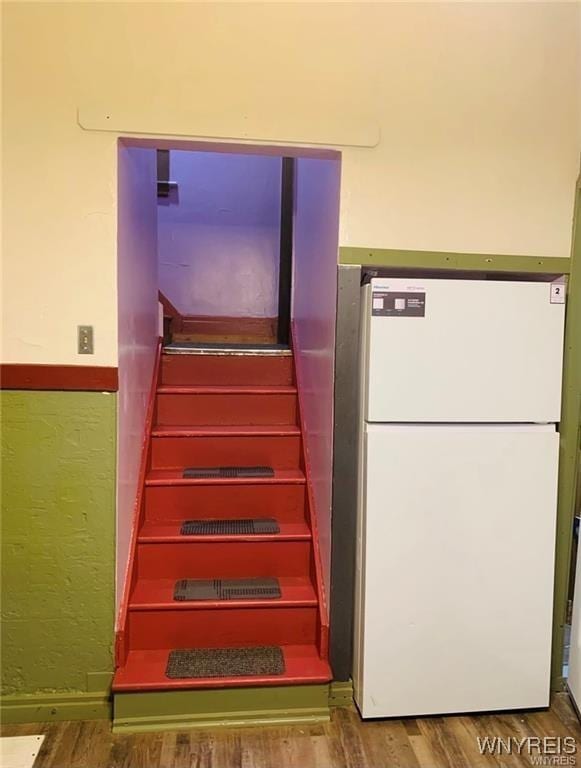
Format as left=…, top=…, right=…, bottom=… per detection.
left=353, top=424, right=559, bottom=718
left=364, top=278, right=565, bottom=422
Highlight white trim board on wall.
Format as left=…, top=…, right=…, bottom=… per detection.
left=77, top=105, right=380, bottom=149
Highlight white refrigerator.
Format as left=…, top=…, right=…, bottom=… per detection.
left=353, top=276, right=565, bottom=718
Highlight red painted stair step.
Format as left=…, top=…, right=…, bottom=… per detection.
left=143, top=478, right=306, bottom=523
left=136, top=539, right=312, bottom=580
left=160, top=353, right=294, bottom=387
left=129, top=576, right=317, bottom=610
left=113, top=645, right=332, bottom=692
left=150, top=426, right=301, bottom=470
left=138, top=519, right=310, bottom=542
left=156, top=386, right=298, bottom=426
left=126, top=605, right=318, bottom=650
left=145, top=468, right=305, bottom=485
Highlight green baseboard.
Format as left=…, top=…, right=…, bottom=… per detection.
left=113, top=684, right=330, bottom=733
left=329, top=680, right=353, bottom=708
left=1, top=690, right=111, bottom=723
left=1, top=682, right=341, bottom=729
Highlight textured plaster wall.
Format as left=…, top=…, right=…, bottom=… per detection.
left=1, top=392, right=116, bottom=696
left=3, top=3, right=579, bottom=365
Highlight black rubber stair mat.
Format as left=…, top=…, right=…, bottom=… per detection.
left=180, top=518, right=280, bottom=535
left=183, top=466, right=275, bottom=479
left=166, top=646, right=285, bottom=679
left=174, top=577, right=281, bottom=601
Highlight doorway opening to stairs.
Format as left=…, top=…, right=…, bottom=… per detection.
left=157, top=148, right=295, bottom=350
left=116, top=138, right=341, bottom=726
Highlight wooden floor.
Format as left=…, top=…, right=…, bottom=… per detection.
left=2, top=695, right=580, bottom=767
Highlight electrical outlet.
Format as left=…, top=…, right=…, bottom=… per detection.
left=78, top=325, right=94, bottom=354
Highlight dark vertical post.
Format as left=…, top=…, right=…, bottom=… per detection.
left=277, top=157, right=294, bottom=345
left=156, top=149, right=171, bottom=197
left=330, top=264, right=362, bottom=681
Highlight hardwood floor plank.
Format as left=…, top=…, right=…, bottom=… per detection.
left=361, top=719, right=420, bottom=768
left=2, top=696, right=580, bottom=768
left=430, top=715, right=477, bottom=768
left=552, top=691, right=581, bottom=734
left=116, top=730, right=163, bottom=768
left=472, top=714, right=532, bottom=768
left=172, top=730, right=194, bottom=768
left=41, top=721, right=84, bottom=768
left=0, top=722, right=42, bottom=737
left=446, top=716, right=492, bottom=768
left=207, top=730, right=242, bottom=768
left=528, top=699, right=581, bottom=741
left=322, top=715, right=349, bottom=768
left=403, top=718, right=422, bottom=736
left=66, top=721, right=112, bottom=768
left=282, top=730, right=332, bottom=767
left=415, top=717, right=455, bottom=768
left=408, top=731, right=445, bottom=768
left=32, top=724, right=60, bottom=768
left=159, top=731, right=177, bottom=768
left=332, top=707, right=372, bottom=768
left=240, top=729, right=272, bottom=768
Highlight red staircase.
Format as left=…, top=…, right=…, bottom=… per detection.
left=113, top=346, right=331, bottom=693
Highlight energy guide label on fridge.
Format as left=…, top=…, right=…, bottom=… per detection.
left=372, top=291, right=426, bottom=317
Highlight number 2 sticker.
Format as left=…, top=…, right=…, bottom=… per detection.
left=550, top=283, right=565, bottom=304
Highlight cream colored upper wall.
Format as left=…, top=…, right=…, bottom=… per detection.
left=2, top=2, right=580, bottom=365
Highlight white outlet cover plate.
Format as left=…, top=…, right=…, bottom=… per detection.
left=0, top=735, right=45, bottom=768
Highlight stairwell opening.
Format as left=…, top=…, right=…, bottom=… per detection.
left=157, top=148, right=291, bottom=349
left=116, top=139, right=341, bottom=709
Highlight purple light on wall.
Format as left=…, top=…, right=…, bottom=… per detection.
left=117, top=144, right=159, bottom=610
left=292, top=156, right=342, bottom=603
left=158, top=151, right=282, bottom=318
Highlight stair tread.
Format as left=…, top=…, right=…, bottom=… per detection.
left=152, top=425, right=301, bottom=437
left=138, top=520, right=311, bottom=543
left=130, top=576, right=317, bottom=610
left=113, top=644, right=332, bottom=691
left=162, top=348, right=292, bottom=357
left=146, top=469, right=306, bottom=486
left=157, top=385, right=297, bottom=395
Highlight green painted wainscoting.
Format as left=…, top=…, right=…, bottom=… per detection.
left=1, top=391, right=117, bottom=722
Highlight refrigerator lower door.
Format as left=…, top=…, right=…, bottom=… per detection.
left=353, top=424, right=559, bottom=718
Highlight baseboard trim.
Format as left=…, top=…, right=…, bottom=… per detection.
left=0, top=691, right=111, bottom=723
left=1, top=683, right=343, bottom=727
left=113, top=706, right=329, bottom=734
left=113, top=684, right=330, bottom=734
left=329, top=680, right=353, bottom=708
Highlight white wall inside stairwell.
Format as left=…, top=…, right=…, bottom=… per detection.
left=116, top=145, right=159, bottom=610
left=292, top=156, right=342, bottom=606
left=157, top=151, right=282, bottom=319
